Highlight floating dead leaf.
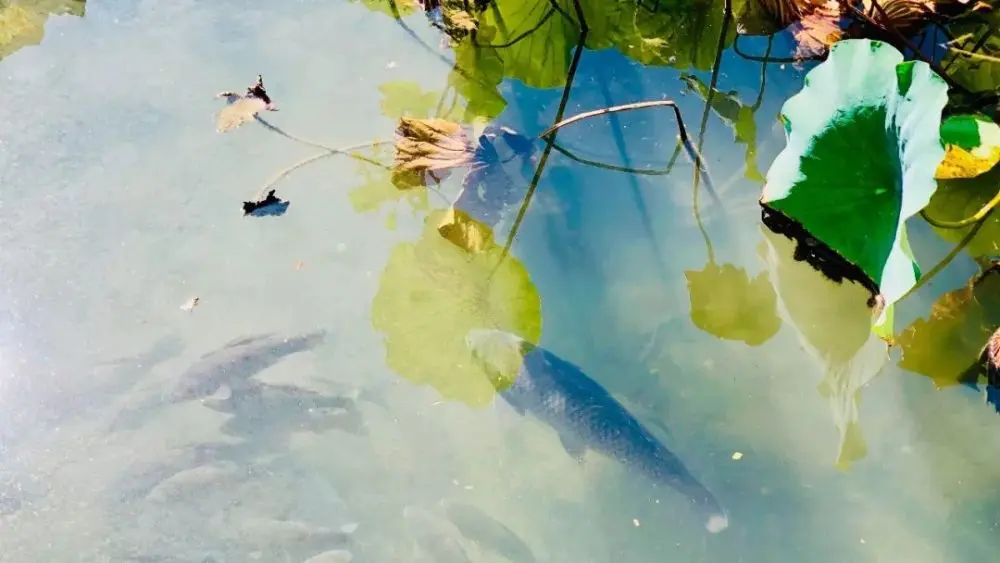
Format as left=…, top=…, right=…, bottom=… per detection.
left=393, top=117, right=476, bottom=188
left=243, top=189, right=289, bottom=217
left=216, top=74, right=277, bottom=133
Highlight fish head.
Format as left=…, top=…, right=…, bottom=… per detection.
left=464, top=329, right=532, bottom=392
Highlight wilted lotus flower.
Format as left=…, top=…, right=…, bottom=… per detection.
left=392, top=117, right=477, bottom=188
left=216, top=74, right=278, bottom=133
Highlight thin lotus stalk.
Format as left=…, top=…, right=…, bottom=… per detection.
left=901, top=208, right=994, bottom=300
left=494, top=0, right=590, bottom=268
left=920, top=189, right=1000, bottom=229
left=536, top=100, right=721, bottom=207
left=253, top=140, right=392, bottom=201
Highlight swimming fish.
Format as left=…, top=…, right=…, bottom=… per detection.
left=167, top=331, right=327, bottom=403
left=108, top=331, right=326, bottom=432
left=465, top=328, right=729, bottom=533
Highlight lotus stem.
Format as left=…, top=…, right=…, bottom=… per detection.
left=537, top=100, right=721, bottom=207
left=920, top=188, right=1000, bottom=229
left=253, top=140, right=393, bottom=201
left=495, top=0, right=589, bottom=267
left=549, top=139, right=684, bottom=175
left=902, top=208, right=994, bottom=299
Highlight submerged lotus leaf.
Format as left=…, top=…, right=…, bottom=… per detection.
left=372, top=210, right=542, bottom=406
left=923, top=163, right=1000, bottom=258
left=897, top=271, right=1000, bottom=388
left=936, top=114, right=1000, bottom=180
left=684, top=262, right=781, bottom=346
left=761, top=39, right=948, bottom=330
left=0, top=0, right=84, bottom=60
left=378, top=81, right=444, bottom=120
left=348, top=144, right=430, bottom=215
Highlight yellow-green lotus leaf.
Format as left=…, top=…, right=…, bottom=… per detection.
left=372, top=209, right=542, bottom=405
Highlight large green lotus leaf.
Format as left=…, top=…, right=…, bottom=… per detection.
left=761, top=39, right=948, bottom=325
left=0, top=0, right=85, bottom=60
left=923, top=162, right=1000, bottom=258
left=372, top=209, right=542, bottom=406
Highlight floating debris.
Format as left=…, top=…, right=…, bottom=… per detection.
left=243, top=189, right=289, bottom=217
left=732, top=451, right=744, bottom=460
left=216, top=74, right=277, bottom=133
left=180, top=296, right=200, bottom=312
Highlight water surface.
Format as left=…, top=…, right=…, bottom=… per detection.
left=0, top=1, right=997, bottom=561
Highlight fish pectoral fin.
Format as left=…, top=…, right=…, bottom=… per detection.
left=558, top=433, right=587, bottom=465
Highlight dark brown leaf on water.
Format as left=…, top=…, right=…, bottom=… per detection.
left=392, top=117, right=476, bottom=188
left=243, top=189, right=289, bottom=217
left=216, top=74, right=278, bottom=133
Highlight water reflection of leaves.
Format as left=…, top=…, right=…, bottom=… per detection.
left=681, top=73, right=764, bottom=182
left=0, top=0, right=85, bottom=60
left=897, top=271, right=1000, bottom=388
left=923, top=162, right=1000, bottom=258
left=348, top=143, right=430, bottom=215
left=378, top=81, right=446, bottom=119
left=371, top=209, right=542, bottom=406
left=437, top=0, right=736, bottom=121
left=760, top=224, right=889, bottom=470
left=760, top=39, right=948, bottom=332
left=684, top=262, right=781, bottom=346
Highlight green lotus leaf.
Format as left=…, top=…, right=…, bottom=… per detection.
left=936, top=114, right=1000, bottom=180
left=760, top=39, right=948, bottom=330
left=372, top=210, right=543, bottom=406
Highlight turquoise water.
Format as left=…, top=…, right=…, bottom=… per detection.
left=0, top=1, right=998, bottom=561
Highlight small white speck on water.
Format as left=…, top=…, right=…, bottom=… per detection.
left=336, top=242, right=347, bottom=253
left=732, top=452, right=744, bottom=460
left=860, top=538, right=866, bottom=544
left=633, top=518, right=641, bottom=527
left=340, top=522, right=359, bottom=534
left=464, top=485, right=474, bottom=490
left=180, top=297, right=199, bottom=312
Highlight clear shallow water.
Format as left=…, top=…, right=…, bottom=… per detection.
left=0, top=1, right=998, bottom=561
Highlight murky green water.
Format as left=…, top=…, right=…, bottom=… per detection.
left=0, top=0, right=998, bottom=561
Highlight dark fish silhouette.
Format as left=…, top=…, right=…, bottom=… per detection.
left=108, top=331, right=326, bottom=432
left=168, top=331, right=326, bottom=403
left=465, top=329, right=729, bottom=533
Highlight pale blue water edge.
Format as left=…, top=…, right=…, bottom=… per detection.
left=0, top=1, right=997, bottom=561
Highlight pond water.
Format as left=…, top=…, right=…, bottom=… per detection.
left=0, top=0, right=998, bottom=561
